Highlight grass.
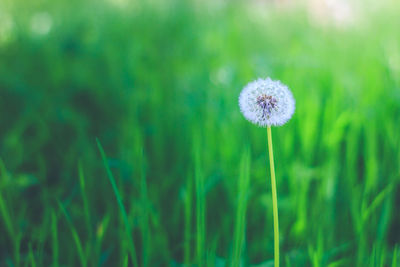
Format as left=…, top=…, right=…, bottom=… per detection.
left=0, top=0, right=400, bottom=266
left=194, top=133, right=206, bottom=266
left=50, top=210, right=59, bottom=267
left=231, top=147, right=251, bottom=267
left=58, top=201, right=87, bottom=267
left=96, top=138, right=138, bottom=267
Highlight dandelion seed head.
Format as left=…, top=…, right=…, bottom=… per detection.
left=239, top=78, right=295, bottom=127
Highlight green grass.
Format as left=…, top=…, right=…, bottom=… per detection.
left=194, top=133, right=206, bottom=266
left=0, top=0, right=400, bottom=266
left=58, top=201, right=87, bottom=267
left=96, top=138, right=138, bottom=267
left=50, top=210, right=59, bottom=267
left=231, top=147, right=251, bottom=267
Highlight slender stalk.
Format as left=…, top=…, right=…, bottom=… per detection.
left=232, top=147, right=251, bottom=267
left=51, top=210, right=59, bottom=267
left=267, top=126, right=279, bottom=267
left=194, top=140, right=205, bottom=266
left=58, top=201, right=87, bottom=267
left=96, top=139, right=139, bottom=267
left=184, top=176, right=192, bottom=266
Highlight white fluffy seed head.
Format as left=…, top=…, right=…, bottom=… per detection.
left=239, top=78, right=295, bottom=127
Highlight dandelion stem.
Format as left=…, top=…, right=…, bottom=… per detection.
left=267, top=126, right=279, bottom=267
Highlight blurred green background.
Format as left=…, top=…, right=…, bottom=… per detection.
left=1, top=0, right=400, bottom=266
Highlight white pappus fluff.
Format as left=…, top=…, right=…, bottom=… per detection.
left=239, top=78, right=295, bottom=127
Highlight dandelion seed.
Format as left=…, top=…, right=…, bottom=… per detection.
left=239, top=78, right=295, bottom=127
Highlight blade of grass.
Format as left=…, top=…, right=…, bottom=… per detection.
left=231, top=147, right=251, bottom=267
left=362, top=183, right=393, bottom=222
left=95, top=214, right=110, bottom=266
left=78, top=161, right=92, bottom=239
left=327, top=258, right=351, bottom=267
left=392, top=245, right=398, bottom=267
left=184, top=175, right=193, bottom=266
left=139, top=149, right=149, bottom=267
left=0, top=159, right=20, bottom=266
left=285, top=256, right=292, bottom=267
left=123, top=254, right=129, bottom=267
left=96, top=138, right=138, bottom=267
left=28, top=243, right=37, bottom=267
left=51, top=210, right=59, bottom=267
left=78, top=161, right=92, bottom=263
left=0, top=159, right=15, bottom=241
left=58, top=201, right=87, bottom=267
left=194, top=135, right=205, bottom=266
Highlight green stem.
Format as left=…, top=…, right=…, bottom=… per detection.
left=267, top=126, right=279, bottom=267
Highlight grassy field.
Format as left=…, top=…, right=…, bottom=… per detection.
left=0, top=0, right=400, bottom=266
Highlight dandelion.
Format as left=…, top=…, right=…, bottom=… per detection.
left=239, top=78, right=295, bottom=127
left=239, top=77, right=295, bottom=267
